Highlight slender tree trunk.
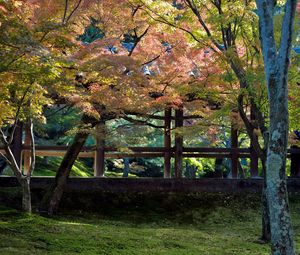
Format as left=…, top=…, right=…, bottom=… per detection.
left=0, top=128, right=33, bottom=213
left=21, top=176, right=31, bottom=213
left=237, top=94, right=271, bottom=241
left=39, top=131, right=89, bottom=215
left=39, top=115, right=98, bottom=215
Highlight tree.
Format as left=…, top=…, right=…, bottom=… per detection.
left=134, top=0, right=272, bottom=241
left=255, top=0, right=298, bottom=254
left=39, top=0, right=164, bottom=214
left=0, top=0, right=77, bottom=212
left=0, top=0, right=112, bottom=214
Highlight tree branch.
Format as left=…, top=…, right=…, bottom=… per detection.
left=255, top=0, right=278, bottom=80
left=141, top=4, right=218, bottom=51
left=128, top=26, right=150, bottom=57
left=8, top=84, right=32, bottom=145
left=278, top=0, right=297, bottom=70
left=121, top=115, right=164, bottom=128
left=66, top=0, right=83, bottom=23
left=62, top=0, right=69, bottom=23
left=27, top=118, right=35, bottom=177
left=237, top=94, right=266, bottom=162
left=184, top=0, right=224, bottom=51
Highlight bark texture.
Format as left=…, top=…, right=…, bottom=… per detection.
left=256, top=0, right=297, bottom=253
left=21, top=177, right=31, bottom=213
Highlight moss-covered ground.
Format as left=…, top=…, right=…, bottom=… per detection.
left=1, top=193, right=300, bottom=255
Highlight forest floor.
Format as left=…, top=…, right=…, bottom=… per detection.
left=1, top=195, right=300, bottom=255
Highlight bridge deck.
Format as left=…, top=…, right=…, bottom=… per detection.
left=1, top=177, right=300, bottom=193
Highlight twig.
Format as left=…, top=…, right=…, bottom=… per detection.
left=66, top=0, right=83, bottom=23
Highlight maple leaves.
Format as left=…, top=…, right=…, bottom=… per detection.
left=1, top=0, right=298, bottom=144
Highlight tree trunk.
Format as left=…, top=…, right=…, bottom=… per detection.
left=39, top=115, right=98, bottom=215
left=0, top=129, right=33, bottom=213
left=261, top=161, right=271, bottom=242
left=21, top=176, right=31, bottom=213
left=255, top=0, right=297, bottom=252
left=237, top=94, right=271, bottom=241
left=39, top=131, right=89, bottom=215
left=266, top=111, right=294, bottom=254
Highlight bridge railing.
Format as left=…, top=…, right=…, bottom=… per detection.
left=1, top=145, right=300, bottom=178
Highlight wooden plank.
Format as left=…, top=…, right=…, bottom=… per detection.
left=183, top=153, right=251, bottom=158
left=164, top=108, right=172, bottom=178
left=22, top=145, right=95, bottom=151
left=105, top=153, right=165, bottom=158
left=183, top=147, right=250, bottom=153
left=104, top=146, right=171, bottom=152
left=32, top=150, right=94, bottom=158
left=21, top=145, right=280, bottom=154
left=8, top=145, right=300, bottom=164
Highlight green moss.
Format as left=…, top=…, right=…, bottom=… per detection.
left=2, top=194, right=300, bottom=254
left=1, top=156, right=93, bottom=177
left=1, top=193, right=300, bottom=254
left=0, top=207, right=269, bottom=255
left=33, top=157, right=93, bottom=177
left=104, top=171, right=137, bottom=178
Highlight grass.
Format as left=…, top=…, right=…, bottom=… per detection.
left=1, top=194, right=300, bottom=255
left=2, top=157, right=93, bottom=177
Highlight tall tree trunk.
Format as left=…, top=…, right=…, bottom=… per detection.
left=266, top=94, right=294, bottom=254
left=39, top=115, right=98, bottom=215
left=256, top=1, right=297, bottom=253
left=266, top=117, right=294, bottom=254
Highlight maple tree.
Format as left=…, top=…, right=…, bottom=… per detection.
left=0, top=0, right=68, bottom=212
left=131, top=0, right=272, bottom=241
left=0, top=6, right=299, bottom=255
left=129, top=0, right=300, bottom=249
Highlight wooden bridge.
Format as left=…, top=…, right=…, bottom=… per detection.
left=1, top=108, right=300, bottom=180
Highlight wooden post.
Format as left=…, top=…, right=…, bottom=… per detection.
left=164, top=108, right=171, bottom=178
left=214, top=158, right=223, bottom=178
left=290, top=145, right=300, bottom=177
left=174, top=107, right=183, bottom=178
left=250, top=108, right=259, bottom=177
left=94, top=121, right=105, bottom=177
left=11, top=121, right=23, bottom=169
left=23, top=124, right=31, bottom=175
left=122, top=158, right=130, bottom=177
left=231, top=125, right=238, bottom=179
